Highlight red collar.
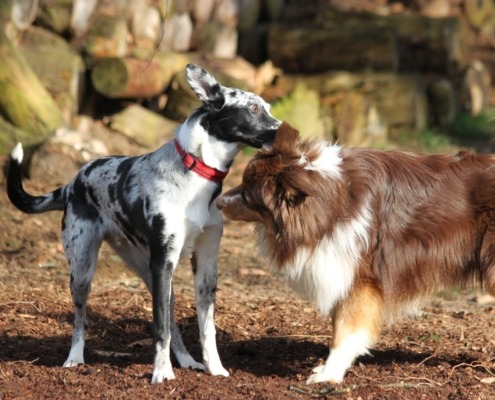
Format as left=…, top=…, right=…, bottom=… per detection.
left=174, top=138, right=229, bottom=183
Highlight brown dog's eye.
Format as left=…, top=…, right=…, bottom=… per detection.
left=250, top=104, right=260, bottom=113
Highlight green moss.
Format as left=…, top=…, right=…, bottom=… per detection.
left=270, top=82, right=327, bottom=138
left=448, top=109, right=495, bottom=142
left=394, top=128, right=454, bottom=153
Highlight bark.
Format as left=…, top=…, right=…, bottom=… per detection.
left=106, top=104, right=177, bottom=147
left=84, top=14, right=128, bottom=58
left=268, top=24, right=397, bottom=73
left=163, top=68, right=201, bottom=122
left=131, top=3, right=162, bottom=47
left=268, top=11, right=466, bottom=74
left=0, top=28, right=64, bottom=146
left=91, top=57, right=166, bottom=98
left=429, top=78, right=457, bottom=126
left=265, top=71, right=428, bottom=132
left=38, top=0, right=73, bottom=34
left=0, top=115, right=33, bottom=155
left=464, top=0, right=494, bottom=29
left=91, top=52, right=189, bottom=98
left=195, top=21, right=238, bottom=59
left=332, top=92, right=388, bottom=146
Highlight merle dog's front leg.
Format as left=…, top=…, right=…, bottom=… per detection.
left=170, top=285, right=206, bottom=371
left=150, top=254, right=175, bottom=384
left=193, top=221, right=229, bottom=377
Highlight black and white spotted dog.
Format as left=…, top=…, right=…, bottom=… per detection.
left=6, top=64, right=281, bottom=383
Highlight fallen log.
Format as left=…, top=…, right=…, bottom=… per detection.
left=0, top=28, right=64, bottom=145
left=464, top=0, right=494, bottom=29
left=238, top=0, right=261, bottom=32
left=160, top=13, right=193, bottom=52
left=71, top=0, right=98, bottom=37
left=91, top=52, right=189, bottom=99
left=84, top=15, right=128, bottom=58
left=460, top=60, right=491, bottom=115
left=18, top=25, right=85, bottom=120
left=106, top=104, right=177, bottom=147
left=264, top=71, right=428, bottom=132
left=195, top=22, right=238, bottom=59
left=92, top=58, right=167, bottom=99
left=37, top=0, right=73, bottom=34
left=269, top=11, right=466, bottom=74
left=11, top=0, right=38, bottom=30
left=0, top=115, right=33, bottom=155
left=364, top=73, right=428, bottom=132
left=191, top=0, right=215, bottom=24
left=130, top=3, right=162, bottom=49
left=268, top=24, right=396, bottom=73
left=332, top=92, right=388, bottom=147
left=428, top=78, right=457, bottom=127
left=163, top=63, right=252, bottom=121
left=163, top=68, right=202, bottom=121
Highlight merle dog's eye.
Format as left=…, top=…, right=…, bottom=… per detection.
left=250, top=104, right=260, bottom=113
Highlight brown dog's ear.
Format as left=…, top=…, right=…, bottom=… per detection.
left=274, top=122, right=300, bottom=154
left=278, top=168, right=321, bottom=206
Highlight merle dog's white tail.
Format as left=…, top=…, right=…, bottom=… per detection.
left=6, top=143, right=64, bottom=213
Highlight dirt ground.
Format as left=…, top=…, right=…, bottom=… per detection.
left=1, top=134, right=495, bottom=400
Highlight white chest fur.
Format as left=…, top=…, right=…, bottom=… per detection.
left=261, top=201, right=371, bottom=316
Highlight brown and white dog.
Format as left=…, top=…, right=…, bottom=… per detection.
left=216, top=121, right=495, bottom=384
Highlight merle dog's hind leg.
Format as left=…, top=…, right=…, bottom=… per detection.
left=192, top=222, right=229, bottom=377
left=62, top=216, right=102, bottom=367
left=149, top=214, right=184, bottom=384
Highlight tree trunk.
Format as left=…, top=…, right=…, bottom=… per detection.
left=0, top=28, right=64, bottom=146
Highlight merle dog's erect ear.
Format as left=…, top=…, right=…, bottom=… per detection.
left=186, top=64, right=225, bottom=110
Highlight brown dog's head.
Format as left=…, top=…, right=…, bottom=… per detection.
left=216, top=122, right=345, bottom=265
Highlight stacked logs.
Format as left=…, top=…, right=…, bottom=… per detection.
left=0, top=0, right=493, bottom=153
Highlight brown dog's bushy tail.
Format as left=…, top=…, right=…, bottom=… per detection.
left=6, top=143, right=64, bottom=214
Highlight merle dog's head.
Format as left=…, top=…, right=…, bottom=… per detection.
left=185, top=64, right=281, bottom=148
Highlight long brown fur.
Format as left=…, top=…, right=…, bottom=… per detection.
left=217, top=121, right=495, bottom=383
